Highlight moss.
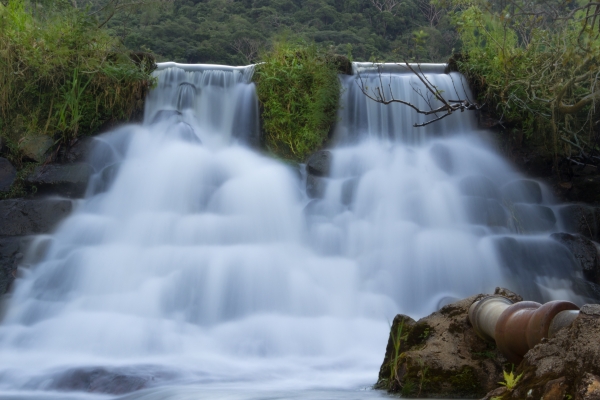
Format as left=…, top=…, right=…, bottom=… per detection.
left=448, top=320, right=463, bottom=335
left=440, top=304, right=464, bottom=318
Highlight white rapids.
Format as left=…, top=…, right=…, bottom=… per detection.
left=0, top=62, right=592, bottom=399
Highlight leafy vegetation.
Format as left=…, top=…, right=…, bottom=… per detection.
left=83, top=0, right=457, bottom=64
left=0, top=0, right=154, bottom=168
left=451, top=0, right=600, bottom=163
left=253, top=42, right=341, bottom=160
left=498, top=369, right=523, bottom=390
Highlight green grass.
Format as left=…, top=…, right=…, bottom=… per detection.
left=0, top=0, right=154, bottom=168
left=253, top=41, right=341, bottom=161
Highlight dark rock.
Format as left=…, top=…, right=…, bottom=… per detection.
left=0, top=237, right=25, bottom=295
left=151, top=110, right=182, bottom=124
left=0, top=157, right=16, bottom=192
left=464, top=196, right=508, bottom=227
left=557, top=204, right=600, bottom=242
left=59, top=137, right=92, bottom=164
left=47, top=367, right=158, bottom=395
left=0, top=199, right=73, bottom=236
left=551, top=233, right=600, bottom=284
left=341, top=177, right=359, bottom=205
left=429, top=144, right=453, bottom=174
left=88, top=163, right=120, bottom=195
left=27, top=163, right=93, bottom=198
left=306, top=150, right=332, bottom=177
left=303, top=199, right=345, bottom=217
left=502, top=179, right=543, bottom=204
left=375, top=294, right=507, bottom=398
left=169, top=121, right=201, bottom=143
left=18, top=134, right=54, bottom=162
left=512, top=204, right=556, bottom=232
left=306, top=174, right=326, bottom=199
left=566, top=175, right=600, bottom=205
left=458, top=175, right=500, bottom=199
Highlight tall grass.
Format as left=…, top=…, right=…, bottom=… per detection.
left=253, top=42, right=341, bottom=161
left=0, top=0, right=154, bottom=165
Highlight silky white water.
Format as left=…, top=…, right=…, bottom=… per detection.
left=0, top=63, right=592, bottom=398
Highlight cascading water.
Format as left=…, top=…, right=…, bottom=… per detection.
left=0, top=62, right=594, bottom=399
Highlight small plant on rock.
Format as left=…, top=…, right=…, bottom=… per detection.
left=498, top=369, right=522, bottom=391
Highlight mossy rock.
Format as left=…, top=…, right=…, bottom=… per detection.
left=376, top=293, right=509, bottom=398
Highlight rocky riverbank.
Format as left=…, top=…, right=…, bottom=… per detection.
left=0, top=137, right=96, bottom=295
left=375, top=288, right=600, bottom=399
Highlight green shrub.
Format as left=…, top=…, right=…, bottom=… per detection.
left=451, top=0, right=600, bottom=159
left=253, top=42, right=341, bottom=161
left=0, top=0, right=154, bottom=166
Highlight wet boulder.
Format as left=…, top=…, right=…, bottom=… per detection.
left=511, top=204, right=556, bottom=233
left=557, top=204, right=600, bottom=242
left=502, top=179, right=543, bottom=204
left=551, top=233, right=600, bottom=285
left=27, top=163, right=93, bottom=198
left=58, top=137, right=93, bottom=164
left=0, top=157, right=16, bottom=192
left=0, top=236, right=28, bottom=295
left=458, top=175, right=500, bottom=199
left=306, top=150, right=332, bottom=177
left=464, top=197, right=508, bottom=227
left=375, top=290, right=509, bottom=398
left=306, top=174, right=326, bottom=199
left=0, top=198, right=73, bottom=236
left=36, top=366, right=174, bottom=395
left=429, top=143, right=453, bottom=174
left=341, top=177, right=360, bottom=205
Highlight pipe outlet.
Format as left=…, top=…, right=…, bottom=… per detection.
left=469, top=297, right=579, bottom=363
left=469, top=295, right=514, bottom=342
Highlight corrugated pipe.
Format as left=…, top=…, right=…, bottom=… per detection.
left=468, top=296, right=580, bottom=363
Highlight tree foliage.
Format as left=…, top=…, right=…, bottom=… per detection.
left=81, top=0, right=457, bottom=64
left=452, top=0, right=600, bottom=163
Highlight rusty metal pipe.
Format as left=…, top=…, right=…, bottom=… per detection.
left=469, top=297, right=579, bottom=363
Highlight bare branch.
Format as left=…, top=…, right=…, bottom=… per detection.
left=355, top=62, right=483, bottom=127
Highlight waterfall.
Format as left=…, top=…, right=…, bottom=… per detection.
left=0, top=62, right=593, bottom=398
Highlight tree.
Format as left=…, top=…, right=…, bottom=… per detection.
left=231, top=37, right=263, bottom=64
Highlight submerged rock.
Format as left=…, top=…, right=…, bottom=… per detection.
left=306, top=150, right=332, bottom=177
left=34, top=366, right=175, bottom=395
left=459, top=175, right=500, bottom=199
left=375, top=289, right=513, bottom=398
left=306, top=174, right=326, bottom=199
left=501, top=179, right=543, bottom=204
